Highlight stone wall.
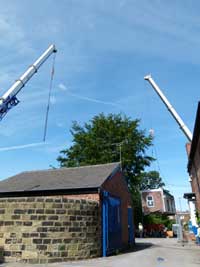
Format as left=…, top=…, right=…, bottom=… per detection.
left=0, top=195, right=101, bottom=264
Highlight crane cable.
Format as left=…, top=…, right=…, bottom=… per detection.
left=43, top=52, right=56, bottom=142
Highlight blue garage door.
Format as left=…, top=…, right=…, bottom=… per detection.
left=102, top=191, right=122, bottom=256
left=128, top=207, right=134, bottom=244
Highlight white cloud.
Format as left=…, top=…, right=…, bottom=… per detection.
left=56, top=122, right=65, bottom=128
left=0, top=14, right=32, bottom=55
left=58, top=83, right=67, bottom=91
left=0, top=16, right=23, bottom=46
left=50, top=96, right=56, bottom=105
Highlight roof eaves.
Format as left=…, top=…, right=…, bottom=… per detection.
left=0, top=187, right=99, bottom=198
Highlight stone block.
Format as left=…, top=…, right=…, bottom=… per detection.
left=0, top=209, right=5, bottom=214
left=48, top=215, right=58, bottom=220
left=38, top=215, right=46, bottom=220
left=45, top=209, right=55, bottom=214
left=30, top=233, right=39, bottom=238
left=52, top=203, right=63, bottom=209
left=47, top=258, right=62, bottom=263
left=56, top=209, right=66, bottom=214
left=23, top=221, right=32, bottom=226
left=22, top=250, right=38, bottom=260
left=54, top=222, right=62, bottom=226
left=52, top=239, right=62, bottom=244
left=30, top=215, right=38, bottom=220
left=45, top=198, right=53, bottom=203
left=36, top=244, right=47, bottom=250
left=14, top=209, right=25, bottom=214
left=22, top=239, right=32, bottom=246
left=36, top=209, right=44, bottom=214
left=40, top=233, right=48, bottom=238
left=27, top=209, right=35, bottom=214
left=26, top=197, right=36, bottom=202
left=33, top=239, right=42, bottom=244
left=43, top=239, right=51, bottom=244
left=42, top=221, right=53, bottom=226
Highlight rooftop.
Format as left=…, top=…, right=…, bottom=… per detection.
left=0, top=162, right=120, bottom=194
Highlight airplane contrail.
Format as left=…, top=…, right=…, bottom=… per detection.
left=68, top=92, right=121, bottom=107
left=0, top=142, right=47, bottom=152
left=58, top=83, right=120, bottom=107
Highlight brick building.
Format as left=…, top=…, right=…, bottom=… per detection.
left=141, top=188, right=176, bottom=215
left=187, top=102, right=200, bottom=214
left=0, top=162, right=134, bottom=264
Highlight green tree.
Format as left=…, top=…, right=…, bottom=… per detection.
left=57, top=113, right=154, bottom=193
left=140, top=170, right=165, bottom=191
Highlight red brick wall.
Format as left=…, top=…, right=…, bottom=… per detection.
left=190, top=164, right=200, bottom=212
left=190, top=136, right=200, bottom=213
left=141, top=191, right=164, bottom=215
left=102, top=171, right=132, bottom=247
left=185, top=143, right=191, bottom=156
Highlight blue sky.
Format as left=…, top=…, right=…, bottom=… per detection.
left=0, top=0, right=198, bottom=210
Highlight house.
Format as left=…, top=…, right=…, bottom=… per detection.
left=187, top=102, right=200, bottom=217
left=0, top=162, right=134, bottom=264
left=141, top=188, right=176, bottom=215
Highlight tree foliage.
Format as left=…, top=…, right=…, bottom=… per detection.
left=57, top=113, right=154, bottom=193
left=140, top=170, right=165, bottom=191
left=143, top=214, right=175, bottom=230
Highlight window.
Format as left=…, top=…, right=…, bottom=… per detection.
left=167, top=199, right=170, bottom=211
left=146, top=195, right=154, bottom=207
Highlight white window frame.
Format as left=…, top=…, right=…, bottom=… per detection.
left=146, top=195, right=154, bottom=207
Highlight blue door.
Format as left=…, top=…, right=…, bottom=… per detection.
left=128, top=207, right=134, bottom=244
left=102, top=191, right=122, bottom=256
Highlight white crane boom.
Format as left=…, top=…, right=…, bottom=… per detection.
left=0, top=44, right=57, bottom=120
left=144, top=74, right=192, bottom=142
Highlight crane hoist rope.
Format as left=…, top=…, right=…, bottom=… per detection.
left=43, top=52, right=56, bottom=142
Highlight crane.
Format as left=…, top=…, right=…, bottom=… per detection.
left=144, top=74, right=192, bottom=142
left=0, top=44, right=57, bottom=121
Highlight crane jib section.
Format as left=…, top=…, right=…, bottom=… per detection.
left=0, top=44, right=57, bottom=121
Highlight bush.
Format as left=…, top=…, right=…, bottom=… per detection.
left=144, top=214, right=175, bottom=230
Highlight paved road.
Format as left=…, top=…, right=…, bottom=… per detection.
left=1, top=238, right=200, bottom=267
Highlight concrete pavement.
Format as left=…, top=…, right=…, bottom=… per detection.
left=1, top=238, right=200, bottom=267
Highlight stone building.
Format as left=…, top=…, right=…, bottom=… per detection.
left=141, top=188, right=176, bottom=215
left=0, top=162, right=134, bottom=264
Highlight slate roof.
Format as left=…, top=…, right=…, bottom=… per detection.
left=0, top=162, right=120, bottom=194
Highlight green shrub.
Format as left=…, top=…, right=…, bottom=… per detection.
left=143, top=214, right=175, bottom=230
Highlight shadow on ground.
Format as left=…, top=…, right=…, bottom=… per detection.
left=114, top=242, right=154, bottom=257
left=129, top=242, right=154, bottom=252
